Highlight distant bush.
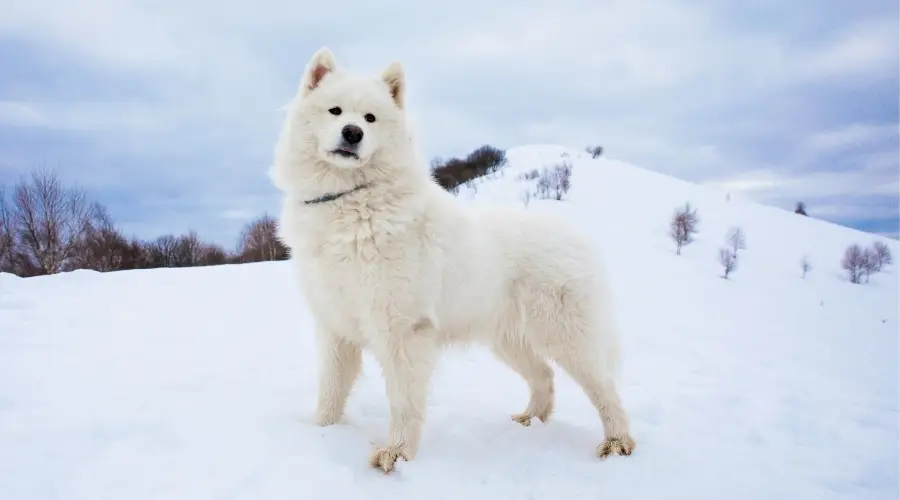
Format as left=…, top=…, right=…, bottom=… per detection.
left=534, top=161, right=573, bottom=201
left=431, top=145, right=507, bottom=191
left=800, top=255, right=811, bottom=279
left=518, top=169, right=540, bottom=181
left=794, top=202, right=808, bottom=216
left=669, top=202, right=699, bottom=255
left=585, top=145, right=604, bottom=159
left=842, top=241, right=894, bottom=285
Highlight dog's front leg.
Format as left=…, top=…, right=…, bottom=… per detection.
left=314, top=325, right=363, bottom=426
left=368, top=317, right=438, bottom=474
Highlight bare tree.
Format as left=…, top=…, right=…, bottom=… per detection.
left=669, top=202, right=699, bottom=255
left=726, top=226, right=746, bottom=254
left=0, top=186, right=13, bottom=273
left=171, top=231, right=205, bottom=267
left=718, top=247, right=737, bottom=279
left=553, top=161, right=572, bottom=200
left=871, top=241, right=893, bottom=272
left=842, top=244, right=866, bottom=284
left=861, top=248, right=878, bottom=283
left=236, top=213, right=289, bottom=263
left=800, top=255, right=811, bottom=279
left=10, top=169, right=97, bottom=275
left=145, top=234, right=180, bottom=268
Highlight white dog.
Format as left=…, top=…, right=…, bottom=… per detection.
left=271, top=47, right=635, bottom=474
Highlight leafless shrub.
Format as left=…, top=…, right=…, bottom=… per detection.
left=669, top=202, right=699, bottom=255
left=726, top=226, right=746, bottom=254
left=800, top=255, right=811, bottom=279
left=718, top=247, right=737, bottom=279
left=236, top=213, right=289, bottom=263
left=198, top=242, right=228, bottom=266
left=518, top=169, right=540, bottom=181
left=861, top=247, right=878, bottom=283
left=871, top=241, right=893, bottom=272
left=585, top=145, right=604, bottom=159
left=78, top=204, right=147, bottom=272
left=520, top=189, right=532, bottom=208
left=842, top=244, right=866, bottom=284
left=535, top=161, right=573, bottom=200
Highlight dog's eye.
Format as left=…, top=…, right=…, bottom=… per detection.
left=364, top=113, right=376, bottom=123
left=329, top=107, right=342, bottom=116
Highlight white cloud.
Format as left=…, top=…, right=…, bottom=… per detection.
left=801, top=123, right=898, bottom=156
left=0, top=102, right=44, bottom=127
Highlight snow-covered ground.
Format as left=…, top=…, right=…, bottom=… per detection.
left=1, top=145, right=897, bottom=499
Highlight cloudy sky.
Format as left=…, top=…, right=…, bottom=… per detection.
left=1, top=0, right=897, bottom=246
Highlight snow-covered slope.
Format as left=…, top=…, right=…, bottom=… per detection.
left=1, top=145, right=897, bottom=500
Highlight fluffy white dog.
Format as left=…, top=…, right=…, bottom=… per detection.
left=271, top=47, right=635, bottom=474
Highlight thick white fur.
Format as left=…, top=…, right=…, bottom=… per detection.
left=271, top=47, right=635, bottom=473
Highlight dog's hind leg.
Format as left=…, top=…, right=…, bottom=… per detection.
left=491, top=337, right=555, bottom=426
left=551, top=343, right=635, bottom=459
left=314, top=326, right=363, bottom=426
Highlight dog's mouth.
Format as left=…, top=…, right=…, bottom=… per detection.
left=331, top=148, right=359, bottom=160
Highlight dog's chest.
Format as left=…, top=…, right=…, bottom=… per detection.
left=296, top=211, right=429, bottom=336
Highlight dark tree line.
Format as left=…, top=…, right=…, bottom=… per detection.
left=0, top=169, right=288, bottom=278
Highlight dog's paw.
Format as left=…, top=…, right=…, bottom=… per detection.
left=511, top=409, right=551, bottom=427
left=511, top=413, right=534, bottom=427
left=369, top=445, right=411, bottom=474
left=596, top=435, right=636, bottom=459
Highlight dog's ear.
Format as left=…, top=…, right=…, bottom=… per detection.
left=381, top=62, right=405, bottom=109
left=301, top=47, right=336, bottom=96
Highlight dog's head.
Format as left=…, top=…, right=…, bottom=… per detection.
left=284, top=47, right=407, bottom=171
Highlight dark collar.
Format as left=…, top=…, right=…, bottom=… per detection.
left=303, top=183, right=370, bottom=205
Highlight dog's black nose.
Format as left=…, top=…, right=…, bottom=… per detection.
left=341, top=124, right=364, bottom=145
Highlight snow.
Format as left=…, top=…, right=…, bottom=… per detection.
left=1, top=145, right=897, bottom=499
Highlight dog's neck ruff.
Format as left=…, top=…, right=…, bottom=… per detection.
left=303, top=183, right=370, bottom=205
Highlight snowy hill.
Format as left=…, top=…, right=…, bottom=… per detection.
left=1, top=145, right=897, bottom=500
